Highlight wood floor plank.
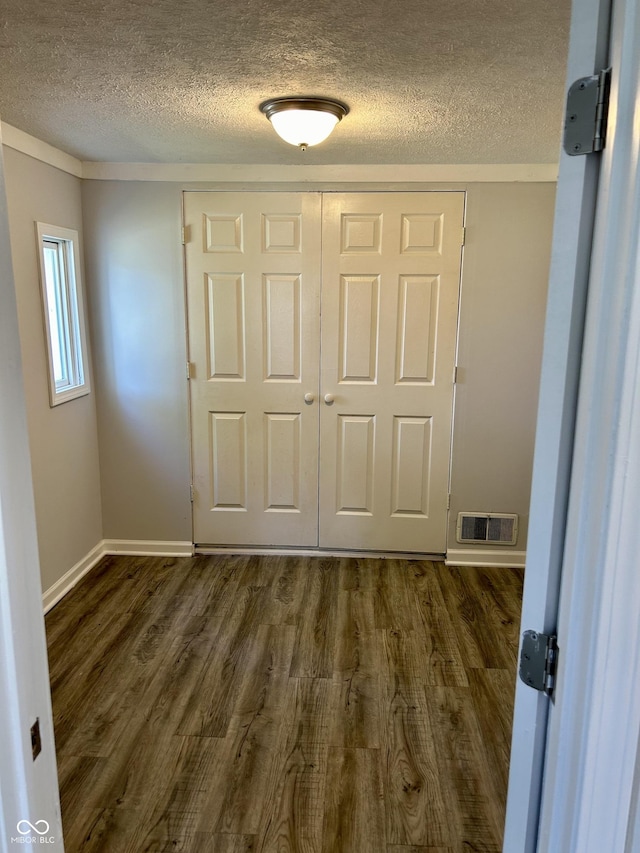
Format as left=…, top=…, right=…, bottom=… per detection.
left=465, top=566, right=522, bottom=669
left=426, top=685, right=505, bottom=852
left=66, top=808, right=229, bottom=853
left=466, top=668, right=516, bottom=797
left=255, top=555, right=308, bottom=627
left=46, top=554, right=522, bottom=853
left=49, top=614, right=135, bottom=755
left=339, top=555, right=376, bottom=594
left=60, top=806, right=141, bottom=853
left=176, top=584, right=270, bottom=737
left=380, top=628, right=426, bottom=682
left=333, top=578, right=377, bottom=671
left=409, top=562, right=469, bottom=687
left=187, top=553, right=249, bottom=619
left=45, top=554, right=149, bottom=647
left=373, top=560, right=419, bottom=631
left=256, top=678, right=330, bottom=852
left=57, top=752, right=108, bottom=839
left=446, top=565, right=523, bottom=672
left=322, top=747, right=385, bottom=853
left=328, top=671, right=380, bottom=750
left=142, top=620, right=229, bottom=731
left=257, top=739, right=327, bottom=852
left=58, top=599, right=203, bottom=756
left=199, top=624, right=296, bottom=835
left=329, top=584, right=380, bottom=748
left=382, top=678, right=450, bottom=847
left=281, top=677, right=332, bottom=745
left=435, top=565, right=505, bottom=670
left=132, top=735, right=223, bottom=837
left=87, top=729, right=188, bottom=813
left=122, top=557, right=203, bottom=618
left=123, top=818, right=228, bottom=852
left=289, top=558, right=339, bottom=678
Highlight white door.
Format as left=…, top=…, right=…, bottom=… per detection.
left=185, top=191, right=463, bottom=553
left=319, top=192, right=464, bottom=552
left=184, top=192, right=322, bottom=547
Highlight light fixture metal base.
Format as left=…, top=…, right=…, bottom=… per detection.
left=259, top=96, right=349, bottom=122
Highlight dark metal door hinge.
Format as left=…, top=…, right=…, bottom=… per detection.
left=564, top=68, right=611, bottom=156
left=519, top=630, right=558, bottom=697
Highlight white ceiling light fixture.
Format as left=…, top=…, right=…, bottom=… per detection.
left=260, top=97, right=349, bottom=151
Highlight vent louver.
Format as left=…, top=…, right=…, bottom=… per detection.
left=456, top=513, right=518, bottom=545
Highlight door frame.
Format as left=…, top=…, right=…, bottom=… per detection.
left=505, top=0, right=640, bottom=848
left=536, top=0, right=640, bottom=846
left=503, top=0, right=612, bottom=847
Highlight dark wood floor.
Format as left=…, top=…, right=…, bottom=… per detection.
left=46, top=554, right=523, bottom=853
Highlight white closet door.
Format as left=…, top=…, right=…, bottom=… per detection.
left=184, top=192, right=322, bottom=547
left=318, top=192, right=464, bottom=553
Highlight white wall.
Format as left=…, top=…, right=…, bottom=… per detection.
left=449, top=182, right=555, bottom=560
left=81, top=180, right=554, bottom=556
left=81, top=181, right=191, bottom=542
left=3, top=148, right=103, bottom=596
left=0, top=130, right=63, bottom=852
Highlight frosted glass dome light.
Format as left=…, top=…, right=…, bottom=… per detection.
left=260, top=97, right=349, bottom=151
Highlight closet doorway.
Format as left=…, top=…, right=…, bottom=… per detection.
left=184, top=191, right=464, bottom=552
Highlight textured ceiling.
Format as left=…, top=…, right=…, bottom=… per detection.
left=0, top=0, right=571, bottom=165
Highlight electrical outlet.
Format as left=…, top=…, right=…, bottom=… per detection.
left=31, top=718, right=41, bottom=761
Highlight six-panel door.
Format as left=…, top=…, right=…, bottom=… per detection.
left=318, top=193, right=464, bottom=552
left=184, top=191, right=464, bottom=552
left=184, top=192, right=322, bottom=547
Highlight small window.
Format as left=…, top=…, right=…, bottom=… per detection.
left=36, top=223, right=90, bottom=406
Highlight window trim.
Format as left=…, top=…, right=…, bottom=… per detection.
left=35, top=222, right=91, bottom=406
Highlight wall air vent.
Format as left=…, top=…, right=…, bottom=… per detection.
left=456, top=513, right=518, bottom=545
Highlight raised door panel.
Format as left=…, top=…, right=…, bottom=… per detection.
left=339, top=275, right=380, bottom=383
left=336, top=414, right=375, bottom=514
left=185, top=192, right=321, bottom=547
left=209, top=412, right=247, bottom=510
left=264, top=413, right=302, bottom=512
left=391, top=416, right=432, bottom=517
left=395, top=275, right=439, bottom=385
left=263, top=274, right=301, bottom=381
left=206, top=273, right=245, bottom=380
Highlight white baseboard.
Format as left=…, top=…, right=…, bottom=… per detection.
left=42, top=540, right=195, bottom=613
left=103, top=539, right=194, bottom=557
left=42, top=541, right=106, bottom=613
left=445, top=548, right=527, bottom=569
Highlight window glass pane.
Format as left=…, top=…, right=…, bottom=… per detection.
left=42, top=242, right=68, bottom=386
